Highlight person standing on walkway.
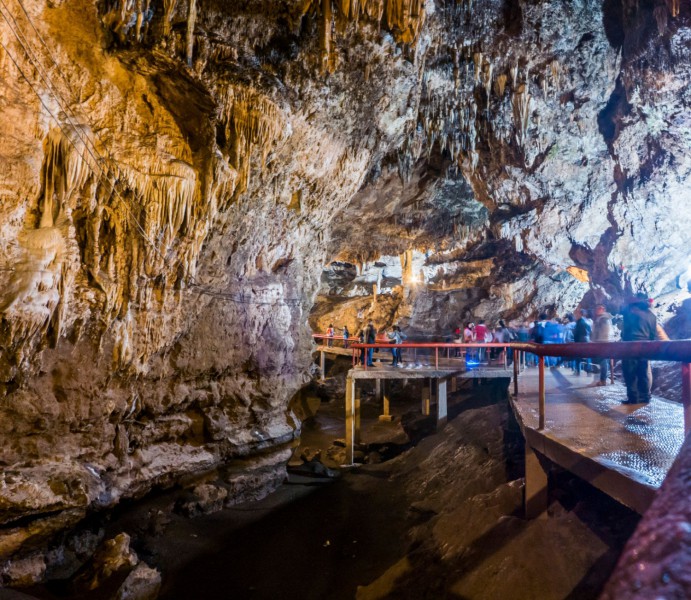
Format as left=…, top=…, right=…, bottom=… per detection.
left=463, top=322, right=475, bottom=363
left=326, top=324, right=335, bottom=347
left=387, top=325, right=405, bottom=366
left=621, top=293, right=658, bottom=404
left=592, top=304, right=614, bottom=386
left=342, top=325, right=350, bottom=349
left=365, top=320, right=376, bottom=367
left=358, top=329, right=366, bottom=365
left=474, top=320, right=488, bottom=363
left=573, top=308, right=592, bottom=375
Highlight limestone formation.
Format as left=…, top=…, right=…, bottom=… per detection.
left=0, top=0, right=689, bottom=585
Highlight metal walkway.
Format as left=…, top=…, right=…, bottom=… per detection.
left=511, top=366, right=685, bottom=514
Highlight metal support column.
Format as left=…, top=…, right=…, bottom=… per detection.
left=682, top=363, right=691, bottom=436
left=421, top=379, right=431, bottom=416
left=525, top=443, right=549, bottom=519
left=538, top=356, right=546, bottom=430
left=345, top=377, right=355, bottom=465
left=436, top=378, right=448, bottom=428
left=379, top=380, right=392, bottom=422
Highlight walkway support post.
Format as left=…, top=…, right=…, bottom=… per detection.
left=436, top=378, right=448, bottom=428
left=538, top=355, right=545, bottom=430
left=683, top=363, right=691, bottom=436
left=421, top=379, right=431, bottom=416
left=355, top=385, right=361, bottom=444
left=320, top=350, right=325, bottom=382
left=513, top=351, right=519, bottom=396
left=379, top=381, right=392, bottom=422
left=345, top=377, right=355, bottom=465
left=525, top=443, right=549, bottom=518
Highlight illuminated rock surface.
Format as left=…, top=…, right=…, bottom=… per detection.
left=0, top=0, right=689, bottom=588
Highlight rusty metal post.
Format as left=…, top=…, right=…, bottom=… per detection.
left=421, top=379, right=431, bottom=416
left=354, top=385, right=361, bottom=444
left=503, top=345, right=508, bottom=369
left=513, top=350, right=519, bottom=396
left=435, top=347, right=439, bottom=369
left=610, top=358, right=615, bottom=384
left=538, top=355, right=545, bottom=430
left=682, top=363, right=691, bottom=436
left=345, top=377, right=355, bottom=465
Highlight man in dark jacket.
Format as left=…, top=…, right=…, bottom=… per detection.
left=573, top=309, right=592, bottom=375
left=621, top=293, right=658, bottom=404
left=365, top=320, right=376, bottom=367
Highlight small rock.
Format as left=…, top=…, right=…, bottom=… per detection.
left=175, top=483, right=228, bottom=517
left=115, top=562, right=162, bottom=600
left=366, top=451, right=382, bottom=464
left=300, top=447, right=322, bottom=462
left=72, top=532, right=138, bottom=592
left=1, top=553, right=46, bottom=587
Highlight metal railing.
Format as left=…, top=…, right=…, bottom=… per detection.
left=312, top=334, right=353, bottom=348
left=312, top=335, right=691, bottom=433
left=346, top=341, right=513, bottom=370
left=511, top=341, right=691, bottom=432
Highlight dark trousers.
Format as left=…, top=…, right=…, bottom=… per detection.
left=599, top=358, right=609, bottom=382
left=622, top=359, right=651, bottom=402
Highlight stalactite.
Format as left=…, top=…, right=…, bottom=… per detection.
left=186, top=0, right=197, bottom=67
left=162, top=0, right=177, bottom=37
left=510, top=64, right=518, bottom=88
left=219, top=86, right=285, bottom=196
left=654, top=6, right=668, bottom=34
left=473, top=52, right=482, bottom=84
left=512, top=84, right=532, bottom=147
left=481, top=60, right=493, bottom=99
left=495, top=73, right=507, bottom=97
left=550, top=60, right=561, bottom=96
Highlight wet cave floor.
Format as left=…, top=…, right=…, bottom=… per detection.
left=26, top=376, right=641, bottom=600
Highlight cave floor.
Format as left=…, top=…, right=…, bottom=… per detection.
left=26, top=379, right=641, bottom=600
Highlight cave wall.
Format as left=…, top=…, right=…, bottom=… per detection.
left=0, top=0, right=690, bottom=582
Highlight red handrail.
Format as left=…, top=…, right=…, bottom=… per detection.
left=314, top=335, right=691, bottom=431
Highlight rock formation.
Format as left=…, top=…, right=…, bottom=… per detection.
left=0, top=0, right=689, bottom=585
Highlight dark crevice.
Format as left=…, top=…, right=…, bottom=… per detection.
left=597, top=77, right=630, bottom=150
left=602, top=0, right=625, bottom=49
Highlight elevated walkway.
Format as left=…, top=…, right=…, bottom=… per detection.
left=327, top=338, right=691, bottom=519
left=512, top=366, right=685, bottom=515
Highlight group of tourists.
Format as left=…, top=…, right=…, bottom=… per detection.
left=323, top=292, right=666, bottom=405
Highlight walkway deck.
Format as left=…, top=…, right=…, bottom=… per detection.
left=511, top=366, right=685, bottom=514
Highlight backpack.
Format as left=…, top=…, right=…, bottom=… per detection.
left=533, top=323, right=545, bottom=343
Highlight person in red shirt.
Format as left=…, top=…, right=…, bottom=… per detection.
left=474, top=320, right=488, bottom=362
